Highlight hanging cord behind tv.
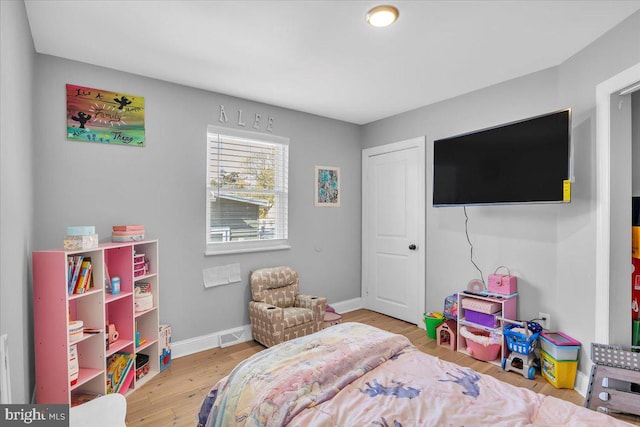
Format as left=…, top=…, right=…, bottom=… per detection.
left=464, top=206, right=485, bottom=287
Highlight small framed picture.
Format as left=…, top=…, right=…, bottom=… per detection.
left=315, top=166, right=340, bottom=207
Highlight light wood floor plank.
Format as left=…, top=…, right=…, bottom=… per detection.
left=125, top=309, right=639, bottom=426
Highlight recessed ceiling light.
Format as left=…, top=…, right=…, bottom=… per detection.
left=366, top=5, right=399, bottom=27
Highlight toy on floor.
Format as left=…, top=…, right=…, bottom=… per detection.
left=437, top=320, right=457, bottom=351
left=502, top=319, right=542, bottom=380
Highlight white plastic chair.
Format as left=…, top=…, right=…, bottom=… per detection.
left=70, top=393, right=127, bottom=427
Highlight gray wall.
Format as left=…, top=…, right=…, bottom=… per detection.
left=362, top=67, right=562, bottom=323
left=362, top=10, right=640, bottom=374
left=32, top=55, right=362, bottom=343
left=0, top=0, right=36, bottom=403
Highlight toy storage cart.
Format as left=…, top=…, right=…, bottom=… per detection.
left=585, top=343, right=640, bottom=416
left=502, top=321, right=541, bottom=380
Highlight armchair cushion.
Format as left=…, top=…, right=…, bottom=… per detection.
left=282, top=307, right=315, bottom=328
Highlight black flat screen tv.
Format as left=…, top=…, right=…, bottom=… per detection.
left=432, top=109, right=571, bottom=206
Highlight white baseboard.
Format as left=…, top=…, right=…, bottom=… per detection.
left=172, top=297, right=363, bottom=359
left=573, top=366, right=590, bottom=397
left=328, top=297, right=363, bottom=314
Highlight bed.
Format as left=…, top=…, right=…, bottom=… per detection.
left=197, top=322, right=632, bottom=426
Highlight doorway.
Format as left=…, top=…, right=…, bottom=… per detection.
left=595, top=62, right=640, bottom=344
left=361, top=137, right=426, bottom=325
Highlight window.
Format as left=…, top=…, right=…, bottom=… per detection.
left=206, top=126, right=289, bottom=254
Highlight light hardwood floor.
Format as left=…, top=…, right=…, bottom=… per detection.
left=125, top=309, right=640, bottom=426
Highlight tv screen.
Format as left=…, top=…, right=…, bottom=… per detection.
left=433, top=109, right=571, bottom=206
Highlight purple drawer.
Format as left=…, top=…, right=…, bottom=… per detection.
left=466, top=309, right=501, bottom=328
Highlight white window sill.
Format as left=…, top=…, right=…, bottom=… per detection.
left=205, top=240, right=291, bottom=256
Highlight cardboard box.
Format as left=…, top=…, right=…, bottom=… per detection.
left=63, top=234, right=98, bottom=250
left=66, top=226, right=95, bottom=236
left=159, top=324, right=171, bottom=371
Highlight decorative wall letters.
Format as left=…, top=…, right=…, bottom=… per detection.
left=218, top=104, right=275, bottom=132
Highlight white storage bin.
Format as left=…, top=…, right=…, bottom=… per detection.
left=540, top=332, right=580, bottom=360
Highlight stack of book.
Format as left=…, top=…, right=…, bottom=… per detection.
left=67, top=255, right=93, bottom=295
left=106, top=352, right=135, bottom=394
left=112, top=225, right=145, bottom=242
left=63, top=226, right=98, bottom=250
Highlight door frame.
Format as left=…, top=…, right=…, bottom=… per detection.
left=361, top=136, right=426, bottom=326
left=595, top=61, right=640, bottom=344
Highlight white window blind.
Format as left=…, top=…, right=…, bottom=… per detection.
left=206, top=126, right=289, bottom=255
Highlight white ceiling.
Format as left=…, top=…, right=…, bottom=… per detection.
left=24, top=0, right=640, bottom=125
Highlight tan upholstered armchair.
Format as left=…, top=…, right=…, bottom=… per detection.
left=249, top=266, right=326, bottom=347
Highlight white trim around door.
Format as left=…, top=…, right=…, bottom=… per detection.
left=361, top=137, right=426, bottom=326
left=595, top=61, right=640, bottom=344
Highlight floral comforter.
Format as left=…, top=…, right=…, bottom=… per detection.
left=198, top=322, right=631, bottom=427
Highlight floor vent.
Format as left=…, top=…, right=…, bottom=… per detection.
left=219, top=328, right=248, bottom=348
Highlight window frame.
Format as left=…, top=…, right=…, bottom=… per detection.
left=205, top=126, right=290, bottom=255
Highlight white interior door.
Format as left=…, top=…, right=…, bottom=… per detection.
left=362, top=137, right=425, bottom=325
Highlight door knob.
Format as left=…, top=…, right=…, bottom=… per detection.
left=409, top=244, right=417, bottom=250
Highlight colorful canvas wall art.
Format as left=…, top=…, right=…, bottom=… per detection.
left=66, top=84, right=145, bottom=146
left=315, top=166, right=340, bottom=207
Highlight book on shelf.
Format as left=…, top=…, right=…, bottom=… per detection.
left=106, top=352, right=134, bottom=394
left=67, top=255, right=84, bottom=295
left=84, top=266, right=93, bottom=292
left=104, top=262, right=112, bottom=292
left=73, top=258, right=92, bottom=294
left=117, top=369, right=134, bottom=394
left=67, top=257, right=73, bottom=289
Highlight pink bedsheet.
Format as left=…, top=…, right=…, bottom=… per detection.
left=198, top=322, right=632, bottom=427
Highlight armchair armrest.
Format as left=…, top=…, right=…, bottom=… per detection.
left=296, top=294, right=327, bottom=321
left=249, top=301, right=284, bottom=323
left=249, top=301, right=285, bottom=347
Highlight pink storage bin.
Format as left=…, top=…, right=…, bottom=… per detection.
left=465, top=309, right=501, bottom=328
left=460, top=326, right=501, bottom=361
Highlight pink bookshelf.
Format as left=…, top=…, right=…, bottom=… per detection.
left=32, top=239, right=160, bottom=405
